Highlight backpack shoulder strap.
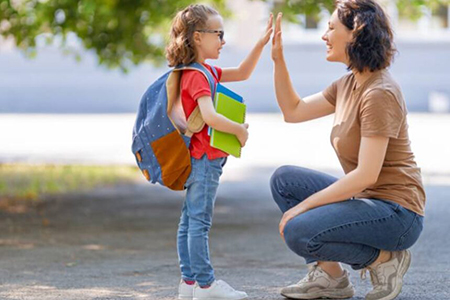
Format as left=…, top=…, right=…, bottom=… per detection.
left=173, top=63, right=218, bottom=137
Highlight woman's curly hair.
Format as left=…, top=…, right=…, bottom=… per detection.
left=336, top=0, right=397, bottom=73
left=166, top=4, right=219, bottom=67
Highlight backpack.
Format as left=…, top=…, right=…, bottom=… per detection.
left=131, top=63, right=218, bottom=191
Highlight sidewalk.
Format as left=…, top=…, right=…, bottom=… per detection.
left=0, top=167, right=448, bottom=299
left=0, top=113, right=449, bottom=299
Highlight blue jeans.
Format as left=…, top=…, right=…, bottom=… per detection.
left=270, top=165, right=424, bottom=270
left=177, top=154, right=227, bottom=287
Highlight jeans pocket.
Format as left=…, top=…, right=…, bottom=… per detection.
left=396, top=214, right=424, bottom=250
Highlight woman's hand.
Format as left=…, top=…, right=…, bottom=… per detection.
left=279, top=203, right=308, bottom=239
left=271, top=12, right=284, bottom=62
left=257, top=13, right=274, bottom=47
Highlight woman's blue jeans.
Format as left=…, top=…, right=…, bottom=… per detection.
left=270, top=165, right=424, bottom=270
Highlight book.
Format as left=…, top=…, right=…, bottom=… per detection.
left=210, top=91, right=246, bottom=158
left=208, top=83, right=243, bottom=136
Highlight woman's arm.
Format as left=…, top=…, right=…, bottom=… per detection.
left=279, top=135, right=390, bottom=237
left=197, top=96, right=249, bottom=147
left=272, top=13, right=335, bottom=123
left=220, top=14, right=273, bottom=82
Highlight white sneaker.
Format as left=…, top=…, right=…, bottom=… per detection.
left=193, top=279, right=248, bottom=300
left=178, top=279, right=195, bottom=300
left=360, top=250, right=412, bottom=300
left=280, top=263, right=355, bottom=299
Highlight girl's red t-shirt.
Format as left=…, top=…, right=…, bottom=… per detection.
left=180, top=63, right=229, bottom=160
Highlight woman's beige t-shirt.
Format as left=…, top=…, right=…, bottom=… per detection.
left=322, top=69, right=426, bottom=216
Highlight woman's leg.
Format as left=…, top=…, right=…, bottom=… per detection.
left=271, top=165, right=345, bottom=276
left=270, top=165, right=422, bottom=272
left=282, top=196, right=420, bottom=270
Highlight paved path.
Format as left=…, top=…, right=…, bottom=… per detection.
left=0, top=113, right=449, bottom=299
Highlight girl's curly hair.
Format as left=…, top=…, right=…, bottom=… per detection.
left=166, top=4, right=219, bottom=67
left=336, top=0, right=397, bottom=73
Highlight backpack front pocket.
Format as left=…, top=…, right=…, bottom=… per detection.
left=151, top=130, right=191, bottom=191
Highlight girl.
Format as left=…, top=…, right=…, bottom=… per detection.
left=165, top=4, right=273, bottom=300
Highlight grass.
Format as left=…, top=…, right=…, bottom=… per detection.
left=0, top=164, right=141, bottom=205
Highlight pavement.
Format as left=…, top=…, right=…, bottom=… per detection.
left=0, top=113, right=449, bottom=299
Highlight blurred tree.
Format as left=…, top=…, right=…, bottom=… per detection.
left=0, top=0, right=227, bottom=72
left=0, top=0, right=449, bottom=71
left=271, top=0, right=450, bottom=25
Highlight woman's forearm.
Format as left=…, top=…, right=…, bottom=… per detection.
left=296, top=169, right=375, bottom=214
left=273, top=58, right=303, bottom=118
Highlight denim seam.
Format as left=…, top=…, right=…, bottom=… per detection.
left=305, top=212, right=397, bottom=256
left=395, top=213, right=419, bottom=249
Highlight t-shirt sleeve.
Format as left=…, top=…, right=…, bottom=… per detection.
left=322, top=79, right=338, bottom=106
left=184, top=66, right=221, bottom=101
left=184, top=71, right=213, bottom=101
left=359, top=89, right=404, bottom=138
left=213, top=66, right=223, bottom=81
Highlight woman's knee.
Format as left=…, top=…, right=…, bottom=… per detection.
left=283, top=217, right=314, bottom=256
left=270, top=165, right=304, bottom=198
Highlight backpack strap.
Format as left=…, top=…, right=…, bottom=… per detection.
left=172, top=63, right=218, bottom=137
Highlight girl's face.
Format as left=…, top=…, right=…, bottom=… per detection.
left=321, top=10, right=353, bottom=65
left=194, top=14, right=226, bottom=61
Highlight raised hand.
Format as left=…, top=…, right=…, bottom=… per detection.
left=258, top=13, right=274, bottom=47
left=271, top=12, right=284, bottom=62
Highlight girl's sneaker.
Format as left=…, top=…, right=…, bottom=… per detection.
left=193, top=279, right=248, bottom=300
left=280, top=263, right=355, bottom=299
left=178, top=279, right=195, bottom=300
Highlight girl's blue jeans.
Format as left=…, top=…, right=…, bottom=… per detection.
left=177, top=154, right=227, bottom=287
left=270, top=165, right=424, bottom=270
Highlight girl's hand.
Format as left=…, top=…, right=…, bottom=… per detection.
left=236, top=123, right=249, bottom=147
left=258, top=13, right=274, bottom=47
left=279, top=204, right=307, bottom=239
left=271, top=12, right=284, bottom=62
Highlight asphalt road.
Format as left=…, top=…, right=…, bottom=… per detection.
left=0, top=166, right=449, bottom=299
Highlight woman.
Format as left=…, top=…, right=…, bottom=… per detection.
left=270, top=1, right=425, bottom=300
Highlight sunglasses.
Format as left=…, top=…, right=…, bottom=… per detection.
left=195, top=29, right=225, bottom=42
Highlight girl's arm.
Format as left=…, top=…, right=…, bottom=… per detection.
left=278, top=135, right=390, bottom=237
left=220, top=14, right=273, bottom=82
left=197, top=96, right=249, bottom=147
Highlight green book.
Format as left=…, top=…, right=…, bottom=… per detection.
left=210, top=92, right=246, bottom=158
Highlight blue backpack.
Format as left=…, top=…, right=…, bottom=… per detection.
left=131, top=63, right=218, bottom=190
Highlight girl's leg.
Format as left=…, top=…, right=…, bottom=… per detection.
left=185, top=156, right=224, bottom=287
left=177, top=201, right=195, bottom=282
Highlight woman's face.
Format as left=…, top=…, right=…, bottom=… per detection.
left=321, top=10, right=353, bottom=65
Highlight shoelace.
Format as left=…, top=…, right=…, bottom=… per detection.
left=297, top=264, right=319, bottom=284
left=360, top=267, right=380, bottom=288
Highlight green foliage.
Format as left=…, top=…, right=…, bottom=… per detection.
left=1, top=0, right=449, bottom=71
left=0, top=164, right=141, bottom=202
left=0, top=0, right=227, bottom=72
left=268, top=0, right=450, bottom=24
